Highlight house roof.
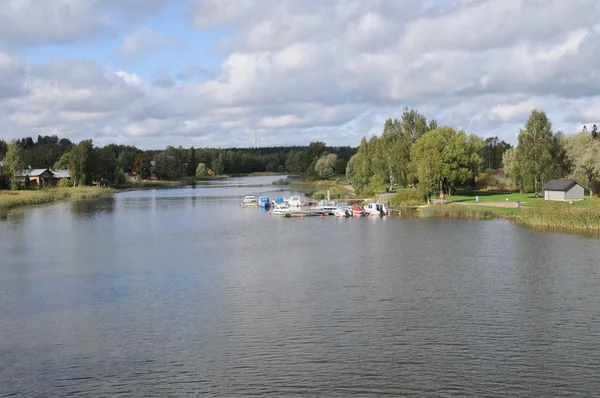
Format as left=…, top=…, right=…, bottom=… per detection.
left=52, top=169, right=70, bottom=178
left=542, top=179, right=585, bottom=192
left=16, top=168, right=52, bottom=177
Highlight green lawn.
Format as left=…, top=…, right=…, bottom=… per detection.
left=447, top=190, right=599, bottom=208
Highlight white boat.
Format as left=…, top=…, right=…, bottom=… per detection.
left=241, top=195, right=259, bottom=207
left=288, top=195, right=302, bottom=207
left=313, top=200, right=337, bottom=215
left=334, top=206, right=352, bottom=218
left=272, top=204, right=291, bottom=215
left=363, top=202, right=388, bottom=216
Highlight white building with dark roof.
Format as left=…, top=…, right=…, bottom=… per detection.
left=542, top=180, right=586, bottom=201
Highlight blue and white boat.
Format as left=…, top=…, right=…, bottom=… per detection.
left=259, top=196, right=271, bottom=208
left=273, top=197, right=285, bottom=205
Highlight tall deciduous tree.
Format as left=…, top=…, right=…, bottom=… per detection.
left=350, top=137, right=372, bottom=191
left=4, top=140, right=25, bottom=190
left=314, top=153, right=337, bottom=179
left=512, top=110, right=560, bottom=193
left=69, top=140, right=93, bottom=186
left=413, top=127, right=480, bottom=199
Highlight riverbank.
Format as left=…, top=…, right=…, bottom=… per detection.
left=414, top=190, right=600, bottom=233
left=0, top=187, right=118, bottom=216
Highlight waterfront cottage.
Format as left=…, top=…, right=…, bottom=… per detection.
left=16, top=168, right=71, bottom=187
left=16, top=168, right=55, bottom=187
left=542, top=179, right=585, bottom=201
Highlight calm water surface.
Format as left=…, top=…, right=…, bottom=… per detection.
left=1, top=176, right=600, bottom=397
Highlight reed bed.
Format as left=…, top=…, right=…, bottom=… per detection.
left=418, top=205, right=497, bottom=220
left=519, top=206, right=600, bottom=231
left=0, top=187, right=117, bottom=211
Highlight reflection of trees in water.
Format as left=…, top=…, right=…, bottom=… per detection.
left=2, top=209, right=26, bottom=230
left=71, top=197, right=116, bottom=219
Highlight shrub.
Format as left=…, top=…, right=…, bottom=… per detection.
left=388, top=188, right=426, bottom=206
left=58, top=178, right=74, bottom=188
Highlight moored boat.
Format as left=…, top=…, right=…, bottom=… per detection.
left=334, top=206, right=352, bottom=218
left=259, top=196, right=271, bottom=208
left=364, top=202, right=388, bottom=216
left=272, top=204, right=291, bottom=215
left=351, top=204, right=365, bottom=217
left=241, top=195, right=259, bottom=207
left=313, top=200, right=337, bottom=215
left=288, top=195, right=302, bottom=207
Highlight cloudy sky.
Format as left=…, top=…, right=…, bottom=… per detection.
left=0, top=0, right=599, bottom=149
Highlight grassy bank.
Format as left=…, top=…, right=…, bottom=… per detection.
left=427, top=190, right=600, bottom=233
left=0, top=186, right=117, bottom=215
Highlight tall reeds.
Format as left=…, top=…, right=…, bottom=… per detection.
left=519, top=206, right=600, bottom=231
left=0, top=187, right=116, bottom=212
left=417, top=205, right=497, bottom=220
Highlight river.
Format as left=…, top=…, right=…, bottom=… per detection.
left=1, top=176, right=600, bottom=396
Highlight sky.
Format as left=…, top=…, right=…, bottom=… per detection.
left=0, top=0, right=599, bottom=150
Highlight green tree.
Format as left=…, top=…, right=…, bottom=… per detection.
left=92, top=147, right=117, bottom=184
left=350, top=137, right=372, bottom=191
left=502, top=148, right=517, bottom=183
left=154, top=146, right=183, bottom=180
left=346, top=155, right=356, bottom=180
left=564, top=130, right=600, bottom=197
left=187, top=147, right=197, bottom=176
left=4, top=140, right=25, bottom=190
left=334, top=158, right=347, bottom=175
left=413, top=127, right=477, bottom=200
left=0, top=139, right=8, bottom=160
left=314, top=153, right=337, bottom=179
left=211, top=157, right=224, bottom=175
left=117, top=150, right=137, bottom=173
left=69, top=139, right=93, bottom=186
left=512, top=110, right=560, bottom=193
left=53, top=151, right=71, bottom=170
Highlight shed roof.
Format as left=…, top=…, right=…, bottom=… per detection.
left=542, top=179, right=585, bottom=192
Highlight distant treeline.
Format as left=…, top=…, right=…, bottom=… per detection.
left=0, top=136, right=355, bottom=189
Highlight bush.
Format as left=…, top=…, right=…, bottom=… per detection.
left=58, top=178, right=74, bottom=188
left=388, top=188, right=426, bottom=206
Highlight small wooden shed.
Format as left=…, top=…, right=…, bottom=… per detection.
left=542, top=179, right=585, bottom=201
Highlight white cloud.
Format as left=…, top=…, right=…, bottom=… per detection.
left=0, top=0, right=173, bottom=45
left=1, top=0, right=600, bottom=148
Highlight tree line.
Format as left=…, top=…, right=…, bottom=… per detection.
left=0, top=135, right=354, bottom=189
left=347, top=107, right=599, bottom=200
